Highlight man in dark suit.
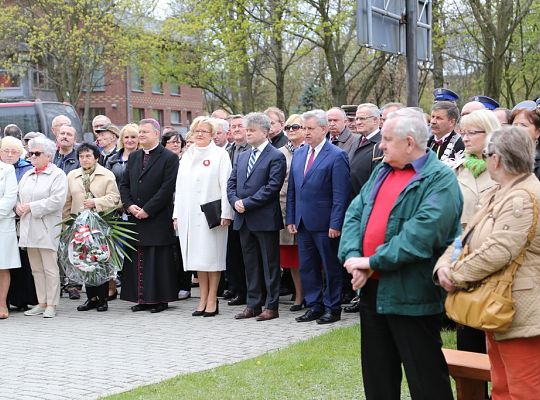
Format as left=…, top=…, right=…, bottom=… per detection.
left=224, top=114, right=250, bottom=306
left=286, top=109, right=351, bottom=324
left=264, top=107, right=288, bottom=148
left=428, top=101, right=465, bottom=165
left=327, top=107, right=356, bottom=158
left=119, top=118, right=179, bottom=313
left=227, top=112, right=286, bottom=321
left=350, top=103, right=385, bottom=198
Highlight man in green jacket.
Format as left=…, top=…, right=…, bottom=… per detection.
left=339, top=108, right=463, bottom=400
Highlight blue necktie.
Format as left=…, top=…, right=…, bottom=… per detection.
left=247, top=148, right=258, bottom=177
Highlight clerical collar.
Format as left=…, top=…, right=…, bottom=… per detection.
left=143, top=143, right=159, bottom=155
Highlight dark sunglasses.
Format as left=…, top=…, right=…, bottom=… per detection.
left=482, top=149, right=495, bottom=158
left=28, top=151, right=44, bottom=157
left=284, top=124, right=303, bottom=131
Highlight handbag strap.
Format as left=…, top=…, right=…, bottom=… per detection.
left=500, top=189, right=539, bottom=281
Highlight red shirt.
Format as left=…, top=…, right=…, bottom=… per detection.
left=363, top=168, right=416, bottom=278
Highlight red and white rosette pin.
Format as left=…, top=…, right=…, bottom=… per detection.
left=203, top=159, right=211, bottom=167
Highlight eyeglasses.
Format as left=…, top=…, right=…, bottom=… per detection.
left=482, top=149, right=495, bottom=158
left=1, top=149, right=19, bottom=155
left=355, top=116, right=377, bottom=121
left=28, top=151, right=44, bottom=157
left=284, top=124, right=303, bottom=131
left=462, top=130, right=485, bottom=137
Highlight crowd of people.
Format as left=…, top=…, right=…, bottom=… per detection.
left=1, top=89, right=540, bottom=398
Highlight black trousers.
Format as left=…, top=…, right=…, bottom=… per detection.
left=226, top=227, right=247, bottom=299
left=360, top=279, right=453, bottom=400
left=238, top=226, right=280, bottom=310
left=86, top=281, right=108, bottom=300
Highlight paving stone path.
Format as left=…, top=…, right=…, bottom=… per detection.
left=0, top=290, right=358, bottom=400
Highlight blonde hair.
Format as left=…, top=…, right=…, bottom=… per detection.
left=0, top=136, right=24, bottom=154
left=284, top=114, right=302, bottom=126
left=188, top=116, right=216, bottom=138
left=460, top=109, right=501, bottom=136
left=118, top=123, right=139, bottom=150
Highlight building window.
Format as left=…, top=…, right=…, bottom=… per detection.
left=0, top=70, right=21, bottom=88
left=132, top=108, right=145, bottom=122
left=152, top=81, right=163, bottom=94
left=131, top=66, right=144, bottom=92
left=152, top=109, right=164, bottom=127
left=32, top=67, right=53, bottom=90
left=186, top=111, right=192, bottom=126
left=170, top=83, right=181, bottom=96
left=80, top=107, right=106, bottom=129
left=170, top=110, right=181, bottom=124
left=90, top=66, right=106, bottom=91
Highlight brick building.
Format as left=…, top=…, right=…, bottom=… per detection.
left=78, top=67, right=204, bottom=133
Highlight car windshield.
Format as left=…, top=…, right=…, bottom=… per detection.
left=0, top=105, right=41, bottom=134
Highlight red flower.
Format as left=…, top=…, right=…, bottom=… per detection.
left=79, top=254, right=85, bottom=260
left=100, top=245, right=109, bottom=251
left=91, top=255, right=97, bottom=262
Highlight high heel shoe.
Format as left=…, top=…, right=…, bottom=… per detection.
left=204, top=299, right=219, bottom=317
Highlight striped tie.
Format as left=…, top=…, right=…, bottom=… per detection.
left=247, top=148, right=258, bottom=177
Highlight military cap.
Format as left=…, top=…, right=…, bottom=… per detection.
left=471, top=95, right=499, bottom=110
left=433, top=88, right=459, bottom=103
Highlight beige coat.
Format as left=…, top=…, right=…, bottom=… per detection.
left=64, top=164, right=120, bottom=217
left=18, top=163, right=68, bottom=251
left=278, top=145, right=296, bottom=245
left=457, top=166, right=495, bottom=226
left=435, top=173, right=540, bottom=340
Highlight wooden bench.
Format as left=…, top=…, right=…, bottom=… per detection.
left=443, top=348, right=491, bottom=400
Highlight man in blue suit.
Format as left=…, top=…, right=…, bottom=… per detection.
left=286, top=109, right=351, bottom=324
left=227, top=112, right=287, bottom=321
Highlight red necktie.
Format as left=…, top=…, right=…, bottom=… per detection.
left=360, top=136, right=368, bottom=146
left=433, top=138, right=444, bottom=146
left=304, top=148, right=315, bottom=176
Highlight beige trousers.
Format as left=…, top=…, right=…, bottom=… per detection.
left=27, top=248, right=60, bottom=306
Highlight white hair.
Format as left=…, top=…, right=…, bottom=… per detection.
left=302, top=109, right=328, bottom=126
left=387, top=108, right=429, bottom=148
left=28, top=137, right=57, bottom=158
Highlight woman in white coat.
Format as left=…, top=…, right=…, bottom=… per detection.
left=0, top=157, right=21, bottom=319
left=17, top=137, right=67, bottom=318
left=173, top=118, right=233, bottom=317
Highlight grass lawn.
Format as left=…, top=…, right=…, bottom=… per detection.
left=104, top=325, right=457, bottom=400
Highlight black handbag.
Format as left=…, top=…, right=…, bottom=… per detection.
left=200, top=199, right=222, bottom=229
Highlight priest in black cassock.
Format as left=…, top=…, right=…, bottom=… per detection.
left=119, top=118, right=179, bottom=313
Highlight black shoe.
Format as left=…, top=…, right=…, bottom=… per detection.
left=192, top=309, right=205, bottom=316
left=204, top=300, right=219, bottom=317
left=68, top=288, right=81, bottom=300
left=341, top=291, right=355, bottom=305
left=150, top=303, right=168, bottom=313
left=316, top=311, right=341, bottom=324
left=222, top=290, right=236, bottom=300
left=107, top=290, right=118, bottom=301
left=77, top=298, right=98, bottom=311
left=131, top=304, right=151, bottom=312
left=228, top=295, right=246, bottom=306
left=343, top=301, right=360, bottom=313
left=296, top=309, right=324, bottom=323
left=289, top=303, right=304, bottom=312
left=96, top=300, right=108, bottom=312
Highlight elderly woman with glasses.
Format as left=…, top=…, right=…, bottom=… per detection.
left=0, top=137, right=37, bottom=314
left=0, top=141, right=20, bottom=319
left=279, top=114, right=305, bottom=311
left=435, top=126, right=540, bottom=399
left=173, top=118, right=233, bottom=317
left=17, top=137, right=67, bottom=318
left=450, top=109, right=501, bottom=396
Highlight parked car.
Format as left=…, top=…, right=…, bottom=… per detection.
left=0, top=100, right=84, bottom=141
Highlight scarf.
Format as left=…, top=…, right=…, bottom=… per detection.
left=463, top=153, right=487, bottom=179
left=82, top=165, right=97, bottom=199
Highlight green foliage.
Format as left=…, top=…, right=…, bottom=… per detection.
left=0, top=0, right=155, bottom=105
